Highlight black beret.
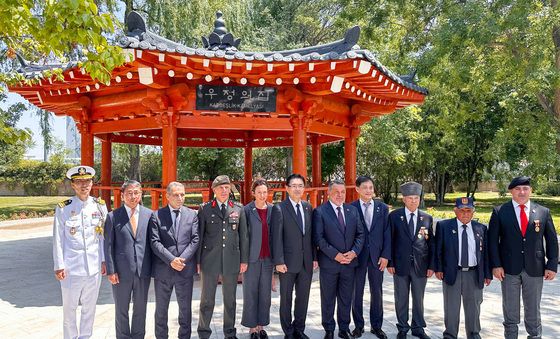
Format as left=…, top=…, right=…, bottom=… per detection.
left=508, top=176, right=531, bottom=190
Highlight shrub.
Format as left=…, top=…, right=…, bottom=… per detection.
left=537, top=181, right=560, bottom=196
left=0, top=160, right=72, bottom=195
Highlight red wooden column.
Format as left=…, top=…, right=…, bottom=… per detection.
left=100, top=134, right=112, bottom=210
left=291, top=119, right=308, bottom=178
left=161, top=110, right=178, bottom=186
left=80, top=125, right=94, bottom=167
left=311, top=135, right=322, bottom=187
left=244, top=144, right=253, bottom=204
left=344, top=128, right=359, bottom=202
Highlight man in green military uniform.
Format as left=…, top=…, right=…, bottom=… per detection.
left=197, top=175, right=249, bottom=339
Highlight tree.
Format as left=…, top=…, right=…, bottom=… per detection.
left=0, top=92, right=31, bottom=166
left=0, top=0, right=125, bottom=86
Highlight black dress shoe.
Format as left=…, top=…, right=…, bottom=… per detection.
left=225, top=337, right=239, bottom=339
left=411, top=331, right=430, bottom=339
left=294, top=331, right=310, bottom=339
left=351, top=328, right=364, bottom=338
left=284, top=335, right=294, bottom=339
left=259, top=330, right=268, bottom=339
left=370, top=328, right=388, bottom=339
left=338, top=330, right=354, bottom=339
left=397, top=332, right=407, bottom=339
left=324, top=330, right=334, bottom=339
left=250, top=333, right=259, bottom=339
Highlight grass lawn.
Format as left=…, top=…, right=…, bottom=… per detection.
left=389, top=191, right=560, bottom=232
left=0, top=196, right=65, bottom=221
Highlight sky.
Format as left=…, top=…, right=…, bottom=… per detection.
left=2, top=92, right=67, bottom=160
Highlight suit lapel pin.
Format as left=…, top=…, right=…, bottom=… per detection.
left=400, top=215, right=404, bottom=221
left=452, top=229, right=456, bottom=234
left=535, top=219, right=540, bottom=232
left=419, top=216, right=424, bottom=221
left=532, top=209, right=536, bottom=213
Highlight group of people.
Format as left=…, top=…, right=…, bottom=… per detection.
left=52, top=165, right=558, bottom=339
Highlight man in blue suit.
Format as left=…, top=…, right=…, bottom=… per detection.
left=488, top=176, right=558, bottom=339
left=350, top=176, right=390, bottom=339
left=313, top=179, right=365, bottom=339
left=387, top=182, right=434, bottom=339
left=104, top=180, right=153, bottom=339
left=435, top=197, right=491, bottom=339
left=150, top=182, right=200, bottom=339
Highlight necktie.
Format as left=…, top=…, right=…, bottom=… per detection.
left=221, top=203, right=227, bottom=219
left=519, top=204, right=528, bottom=237
left=408, top=213, right=415, bottom=237
left=173, top=209, right=180, bottom=234
left=363, top=202, right=372, bottom=231
left=337, top=206, right=346, bottom=234
left=296, top=203, right=304, bottom=234
left=461, top=224, right=469, bottom=268
left=130, top=207, right=138, bottom=237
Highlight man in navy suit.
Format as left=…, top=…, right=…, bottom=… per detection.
left=435, top=197, right=491, bottom=339
left=150, top=182, right=200, bottom=339
left=313, top=179, right=365, bottom=339
left=350, top=176, right=390, bottom=339
left=488, top=176, right=558, bottom=339
left=271, top=173, right=318, bottom=339
left=104, top=180, right=153, bottom=339
left=387, top=182, right=434, bottom=339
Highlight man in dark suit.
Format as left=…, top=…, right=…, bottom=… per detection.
left=271, top=173, right=318, bottom=339
left=150, top=181, right=200, bottom=339
left=488, top=176, right=558, bottom=339
left=313, top=180, right=364, bottom=339
left=387, top=182, right=434, bottom=339
left=104, top=180, right=153, bottom=339
left=350, top=176, right=390, bottom=339
left=435, top=197, right=492, bottom=339
left=197, top=175, right=249, bottom=339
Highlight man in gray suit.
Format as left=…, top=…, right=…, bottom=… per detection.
left=104, top=180, right=153, bottom=339
left=150, top=181, right=200, bottom=339
left=197, top=175, right=249, bottom=339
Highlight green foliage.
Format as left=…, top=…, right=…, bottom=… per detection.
left=177, top=148, right=243, bottom=181
left=537, top=181, right=560, bottom=196
left=0, top=0, right=125, bottom=86
left=0, top=159, right=71, bottom=195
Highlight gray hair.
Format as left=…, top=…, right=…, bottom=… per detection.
left=166, top=181, right=185, bottom=194
left=121, top=180, right=142, bottom=192
left=328, top=179, right=345, bottom=190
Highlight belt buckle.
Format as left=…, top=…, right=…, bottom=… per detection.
left=461, top=267, right=469, bottom=272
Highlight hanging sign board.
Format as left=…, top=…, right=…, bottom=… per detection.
left=196, top=85, right=277, bottom=112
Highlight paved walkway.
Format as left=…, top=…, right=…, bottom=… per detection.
left=0, top=219, right=559, bottom=338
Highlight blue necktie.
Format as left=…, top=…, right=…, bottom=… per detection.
left=409, top=213, right=415, bottom=237
left=461, top=224, right=469, bottom=268
left=296, top=203, right=304, bottom=234
left=337, top=206, right=346, bottom=234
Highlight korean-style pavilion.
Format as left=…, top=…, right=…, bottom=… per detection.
left=8, top=11, right=427, bottom=210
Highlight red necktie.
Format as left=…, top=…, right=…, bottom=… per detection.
left=519, top=204, right=528, bottom=237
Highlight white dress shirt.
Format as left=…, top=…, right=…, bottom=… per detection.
left=456, top=219, right=477, bottom=266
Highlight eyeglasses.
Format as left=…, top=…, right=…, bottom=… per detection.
left=124, top=191, right=142, bottom=197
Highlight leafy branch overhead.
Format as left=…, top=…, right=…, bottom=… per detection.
left=0, top=0, right=125, bottom=86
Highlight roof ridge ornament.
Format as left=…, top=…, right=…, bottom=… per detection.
left=201, top=11, right=241, bottom=51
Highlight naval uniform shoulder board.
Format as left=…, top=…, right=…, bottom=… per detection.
left=200, top=201, right=211, bottom=209
left=233, top=201, right=243, bottom=208
left=57, top=199, right=72, bottom=208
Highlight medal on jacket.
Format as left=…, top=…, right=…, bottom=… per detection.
left=229, top=211, right=239, bottom=230
left=476, top=233, right=482, bottom=251
left=70, top=227, right=76, bottom=235
left=419, top=226, right=428, bottom=240
left=534, top=219, right=540, bottom=233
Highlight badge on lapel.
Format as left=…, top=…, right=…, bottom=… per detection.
left=70, top=227, right=76, bottom=235
left=476, top=233, right=483, bottom=251
left=534, top=219, right=541, bottom=233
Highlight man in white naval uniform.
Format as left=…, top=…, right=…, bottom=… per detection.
left=53, top=165, right=108, bottom=339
